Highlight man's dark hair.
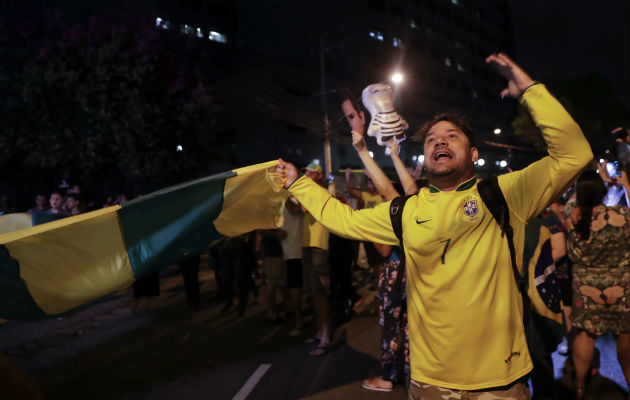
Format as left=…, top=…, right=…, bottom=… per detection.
left=337, top=86, right=362, bottom=112
left=413, top=112, right=476, bottom=148
left=66, top=193, right=81, bottom=202
left=575, top=170, right=607, bottom=240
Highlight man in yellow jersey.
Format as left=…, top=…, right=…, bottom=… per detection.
left=275, top=53, right=593, bottom=399
left=345, top=170, right=384, bottom=209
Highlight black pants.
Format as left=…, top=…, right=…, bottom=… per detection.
left=179, top=256, right=200, bottom=307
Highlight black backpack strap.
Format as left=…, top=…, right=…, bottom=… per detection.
left=389, top=195, right=413, bottom=244
left=477, top=176, right=523, bottom=295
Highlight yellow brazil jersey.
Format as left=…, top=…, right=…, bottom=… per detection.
left=288, top=84, right=592, bottom=390
left=360, top=191, right=383, bottom=209
left=302, top=212, right=329, bottom=251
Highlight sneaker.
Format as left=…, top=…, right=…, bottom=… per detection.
left=361, top=377, right=393, bottom=392
left=557, top=337, right=569, bottom=356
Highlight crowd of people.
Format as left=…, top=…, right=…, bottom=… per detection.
left=275, top=53, right=629, bottom=400
left=2, top=52, right=629, bottom=400
left=0, top=184, right=131, bottom=219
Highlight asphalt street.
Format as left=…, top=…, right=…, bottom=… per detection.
left=1, top=265, right=408, bottom=400
left=1, top=264, right=627, bottom=399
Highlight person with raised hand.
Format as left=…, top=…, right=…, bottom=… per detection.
left=276, top=53, right=593, bottom=399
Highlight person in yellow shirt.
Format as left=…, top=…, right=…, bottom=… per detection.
left=276, top=53, right=593, bottom=399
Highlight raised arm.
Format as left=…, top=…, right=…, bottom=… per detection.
left=389, top=140, right=418, bottom=195
left=486, top=53, right=593, bottom=221
left=344, top=167, right=364, bottom=200
left=277, top=159, right=398, bottom=245
left=618, top=170, right=630, bottom=196
left=348, top=132, right=399, bottom=201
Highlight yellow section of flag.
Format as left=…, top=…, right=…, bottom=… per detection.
left=3, top=207, right=133, bottom=315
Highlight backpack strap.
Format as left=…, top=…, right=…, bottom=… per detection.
left=389, top=195, right=413, bottom=244
left=477, top=176, right=524, bottom=295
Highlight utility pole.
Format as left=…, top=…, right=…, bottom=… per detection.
left=318, top=38, right=332, bottom=179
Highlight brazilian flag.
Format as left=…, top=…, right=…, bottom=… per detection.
left=522, top=216, right=566, bottom=360
left=0, top=161, right=287, bottom=320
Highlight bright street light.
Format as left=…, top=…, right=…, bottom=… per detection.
left=493, top=128, right=502, bottom=135
left=391, top=72, right=404, bottom=84
left=499, top=160, right=508, bottom=168
left=418, top=155, right=425, bottom=163
left=477, top=158, right=485, bottom=166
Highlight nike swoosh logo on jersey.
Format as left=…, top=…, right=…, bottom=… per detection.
left=415, top=219, right=431, bottom=224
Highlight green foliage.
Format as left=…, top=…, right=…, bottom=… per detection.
left=0, top=17, right=219, bottom=192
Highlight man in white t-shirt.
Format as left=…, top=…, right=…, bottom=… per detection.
left=280, top=196, right=304, bottom=334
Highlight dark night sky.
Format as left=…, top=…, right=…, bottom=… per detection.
left=508, top=0, right=629, bottom=108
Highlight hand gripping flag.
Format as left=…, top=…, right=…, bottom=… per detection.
left=361, top=82, right=408, bottom=155
left=0, top=161, right=288, bottom=320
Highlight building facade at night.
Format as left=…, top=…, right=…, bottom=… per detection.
left=3, top=0, right=524, bottom=179
left=150, top=0, right=522, bottom=174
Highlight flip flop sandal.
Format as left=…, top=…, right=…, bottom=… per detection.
left=309, top=344, right=330, bottom=356
left=361, top=378, right=393, bottom=392
left=304, top=336, right=320, bottom=344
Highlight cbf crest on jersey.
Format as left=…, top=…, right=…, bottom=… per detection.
left=461, top=194, right=482, bottom=222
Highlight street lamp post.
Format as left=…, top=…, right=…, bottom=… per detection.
left=318, top=38, right=332, bottom=180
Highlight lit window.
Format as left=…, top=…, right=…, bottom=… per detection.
left=208, top=30, right=228, bottom=43
left=196, top=27, right=204, bottom=38
left=181, top=24, right=193, bottom=35
left=410, top=19, right=417, bottom=29
left=451, top=0, right=458, bottom=4
left=444, top=57, right=452, bottom=67
left=155, top=17, right=170, bottom=30
left=369, top=29, right=384, bottom=42
left=457, top=62, right=465, bottom=72
left=472, top=89, right=478, bottom=98
left=393, top=36, right=403, bottom=48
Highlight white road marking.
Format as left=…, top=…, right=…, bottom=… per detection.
left=233, top=363, right=272, bottom=400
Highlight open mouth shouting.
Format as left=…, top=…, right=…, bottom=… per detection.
left=433, top=148, right=454, bottom=164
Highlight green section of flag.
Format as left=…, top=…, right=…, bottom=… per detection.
left=31, top=213, right=67, bottom=226
left=119, top=171, right=234, bottom=278
left=0, top=245, right=46, bottom=319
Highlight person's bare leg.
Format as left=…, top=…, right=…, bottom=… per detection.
left=289, top=288, right=303, bottom=329
left=310, top=293, right=331, bottom=355
left=615, top=332, right=630, bottom=388
left=563, top=306, right=572, bottom=332
left=572, top=330, right=596, bottom=396
left=278, top=285, right=291, bottom=318
left=265, top=282, right=277, bottom=320
left=315, top=293, right=331, bottom=346
left=312, top=294, right=323, bottom=339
